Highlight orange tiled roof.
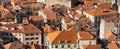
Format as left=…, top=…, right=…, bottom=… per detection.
left=42, top=5, right=50, bottom=12
left=103, top=18, right=120, bottom=22
left=63, top=17, right=72, bottom=23
left=87, top=9, right=118, bottom=17
left=73, top=13, right=82, bottom=19
left=79, top=31, right=94, bottom=40
left=30, top=16, right=43, bottom=21
left=98, top=2, right=112, bottom=9
left=30, top=44, right=41, bottom=49
left=45, top=11, right=57, bottom=20
left=14, top=5, right=21, bottom=10
left=48, top=30, right=61, bottom=44
left=43, top=24, right=51, bottom=33
left=3, top=24, right=20, bottom=28
left=23, top=23, right=41, bottom=34
left=0, top=6, right=4, bottom=12
left=48, top=30, right=78, bottom=44
left=23, top=19, right=29, bottom=24
left=4, top=42, right=23, bottom=49
left=2, top=23, right=41, bottom=34
left=85, top=1, right=94, bottom=7
left=0, top=18, right=14, bottom=22
left=108, top=42, right=119, bottom=49
left=104, top=32, right=117, bottom=40
left=83, top=45, right=102, bottom=49
left=11, top=0, right=16, bottom=3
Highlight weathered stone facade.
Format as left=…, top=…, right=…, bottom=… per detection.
left=45, top=0, right=78, bottom=8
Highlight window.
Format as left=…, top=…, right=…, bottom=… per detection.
left=37, top=41, right=39, bottom=43
left=26, top=42, right=29, bottom=45
left=61, top=45, right=64, bottom=48
left=25, top=34, right=29, bottom=36
left=19, top=34, right=21, bottom=36
left=30, top=33, right=34, bottom=36
left=36, top=33, right=39, bottom=35
left=25, top=38, right=29, bottom=40
left=8, top=28, right=11, bottom=30
left=30, top=37, right=34, bottom=40
left=19, top=38, right=21, bottom=41
left=55, top=45, right=58, bottom=48
left=15, top=34, right=17, bottom=36
left=68, top=45, right=70, bottom=48
left=74, top=44, right=76, bottom=48
left=36, top=37, right=39, bottom=40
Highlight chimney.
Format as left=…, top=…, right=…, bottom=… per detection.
left=22, top=17, right=29, bottom=24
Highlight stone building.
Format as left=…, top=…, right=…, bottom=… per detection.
left=45, top=0, right=79, bottom=8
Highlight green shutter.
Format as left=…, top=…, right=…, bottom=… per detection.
left=55, top=45, right=58, bottom=48
left=74, top=44, right=76, bottom=48
left=62, top=45, right=64, bottom=48
left=68, top=45, right=70, bottom=48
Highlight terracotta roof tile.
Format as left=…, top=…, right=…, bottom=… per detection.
left=48, top=30, right=61, bottom=43
left=42, top=5, right=50, bottom=12
left=0, top=6, right=4, bottom=12
left=30, top=16, right=43, bottom=21
left=79, top=31, right=94, bottom=40
left=48, top=30, right=78, bottom=44
left=87, top=9, right=118, bottom=16
left=103, top=18, right=120, bottom=22
left=73, top=13, right=82, bottom=19
left=23, top=19, right=29, bottom=24
left=4, top=42, right=23, bottom=49
left=83, top=45, right=102, bottom=49
left=1, top=23, right=41, bottom=34
left=63, top=17, right=72, bottom=23
left=0, top=18, right=14, bottom=22
left=45, top=11, right=57, bottom=20
left=43, top=24, right=51, bottom=33
left=85, top=1, right=94, bottom=7
left=23, top=23, right=41, bottom=34
left=108, top=42, right=119, bottom=49
left=98, top=2, right=112, bottom=9
left=3, top=24, right=20, bottom=28
left=104, top=32, right=117, bottom=40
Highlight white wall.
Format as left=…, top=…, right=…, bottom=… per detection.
left=52, top=43, right=79, bottom=49
left=37, top=0, right=45, bottom=3
left=80, top=40, right=96, bottom=46
left=100, top=20, right=105, bottom=39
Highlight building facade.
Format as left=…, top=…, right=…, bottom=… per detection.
left=45, top=0, right=78, bottom=8
left=100, top=18, right=120, bottom=39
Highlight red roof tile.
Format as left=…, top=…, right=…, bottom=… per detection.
left=104, top=32, right=117, bottom=40
left=79, top=31, right=94, bottom=40
left=83, top=44, right=102, bottom=49
left=87, top=9, right=118, bottom=16
left=48, top=30, right=78, bottom=44
left=103, top=18, right=120, bottom=22
left=43, top=24, right=51, bottom=33
left=108, top=42, right=119, bottom=49
left=98, top=2, right=112, bottom=9
left=30, top=16, right=43, bottom=21
left=45, top=11, right=57, bottom=20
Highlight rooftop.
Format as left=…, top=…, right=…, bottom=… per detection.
left=87, top=9, right=118, bottom=17
left=30, top=16, right=43, bottom=21
left=83, top=44, right=102, bottom=49
left=108, top=42, right=119, bottom=49
left=48, top=30, right=78, bottom=44
left=104, top=32, right=117, bottom=40
left=79, top=31, right=95, bottom=40
left=103, top=18, right=120, bottom=22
